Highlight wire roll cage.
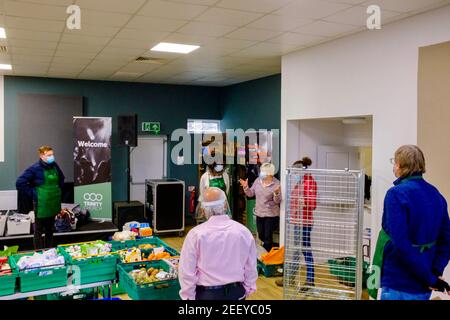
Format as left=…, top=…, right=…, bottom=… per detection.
left=283, top=168, right=364, bottom=300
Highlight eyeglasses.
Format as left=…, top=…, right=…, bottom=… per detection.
left=389, top=158, right=395, bottom=165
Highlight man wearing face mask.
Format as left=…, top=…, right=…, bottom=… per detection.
left=179, top=187, right=257, bottom=300
left=16, top=146, right=65, bottom=249
left=239, top=163, right=282, bottom=252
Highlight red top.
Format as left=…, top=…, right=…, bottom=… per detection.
left=289, top=174, right=317, bottom=225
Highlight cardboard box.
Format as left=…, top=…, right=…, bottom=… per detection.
left=6, top=213, right=31, bottom=236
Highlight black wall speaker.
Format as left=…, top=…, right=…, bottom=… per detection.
left=118, top=114, right=138, bottom=147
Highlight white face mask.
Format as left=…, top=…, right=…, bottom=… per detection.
left=214, top=165, right=223, bottom=172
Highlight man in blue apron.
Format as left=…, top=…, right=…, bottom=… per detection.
left=16, top=146, right=65, bottom=249
left=368, top=145, right=450, bottom=300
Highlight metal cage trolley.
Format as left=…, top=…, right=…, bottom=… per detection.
left=283, top=168, right=365, bottom=300
left=146, top=179, right=185, bottom=237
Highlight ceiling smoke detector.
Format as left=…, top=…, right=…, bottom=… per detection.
left=134, top=57, right=167, bottom=65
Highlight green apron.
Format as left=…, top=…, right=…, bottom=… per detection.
left=208, top=174, right=231, bottom=217
left=209, top=175, right=226, bottom=194
left=35, top=167, right=61, bottom=219
left=367, top=175, right=435, bottom=299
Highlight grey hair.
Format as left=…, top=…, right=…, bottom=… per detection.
left=201, top=187, right=229, bottom=219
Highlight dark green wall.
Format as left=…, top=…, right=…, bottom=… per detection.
left=0, top=76, right=221, bottom=211
left=220, top=74, right=281, bottom=131
left=220, top=74, right=281, bottom=173
left=0, top=74, right=281, bottom=219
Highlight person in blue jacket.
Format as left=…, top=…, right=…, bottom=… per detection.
left=16, top=146, right=65, bottom=249
left=373, top=145, right=450, bottom=300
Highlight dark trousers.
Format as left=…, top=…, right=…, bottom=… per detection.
left=34, top=217, right=55, bottom=249
left=256, top=216, right=279, bottom=252
left=287, top=225, right=315, bottom=284
left=196, top=283, right=246, bottom=300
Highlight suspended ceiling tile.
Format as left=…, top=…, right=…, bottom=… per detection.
left=114, top=28, right=170, bottom=42
left=138, top=0, right=208, bottom=20
left=225, top=27, right=282, bottom=42
left=4, top=1, right=67, bottom=20
left=60, top=33, right=112, bottom=46
left=195, top=7, right=263, bottom=26
left=324, top=5, right=402, bottom=26
left=268, top=32, right=326, bottom=46
left=81, top=10, right=132, bottom=27
left=361, top=0, right=447, bottom=13
left=273, top=0, right=352, bottom=19
left=64, top=25, right=120, bottom=37
left=293, top=20, right=359, bottom=37
left=126, top=16, right=188, bottom=32
left=6, top=28, right=61, bottom=42
left=76, top=0, right=147, bottom=14
left=247, top=14, right=313, bottom=32
left=215, top=0, right=292, bottom=13
left=5, top=16, right=64, bottom=33
left=178, top=22, right=237, bottom=37
left=8, top=38, right=58, bottom=50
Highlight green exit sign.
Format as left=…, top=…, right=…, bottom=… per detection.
left=142, top=122, right=160, bottom=135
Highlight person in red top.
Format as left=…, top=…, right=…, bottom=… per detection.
left=277, top=157, right=317, bottom=291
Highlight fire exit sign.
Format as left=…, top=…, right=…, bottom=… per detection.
left=142, top=122, right=160, bottom=135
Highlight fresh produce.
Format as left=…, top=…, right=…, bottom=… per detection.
left=129, top=267, right=173, bottom=285
left=16, top=248, right=65, bottom=271
left=138, top=244, right=155, bottom=250
left=139, top=227, right=153, bottom=237
left=141, top=251, right=170, bottom=261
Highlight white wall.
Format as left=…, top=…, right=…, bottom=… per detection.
left=0, top=75, right=3, bottom=162
left=281, top=5, right=450, bottom=251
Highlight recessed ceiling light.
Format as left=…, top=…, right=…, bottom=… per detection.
left=0, top=28, right=6, bottom=39
left=150, top=42, right=200, bottom=54
left=0, top=64, right=12, bottom=70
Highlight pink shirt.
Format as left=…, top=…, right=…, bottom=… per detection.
left=178, top=215, right=257, bottom=300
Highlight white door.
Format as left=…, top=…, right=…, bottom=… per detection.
left=317, top=145, right=360, bottom=170
left=130, top=136, right=167, bottom=204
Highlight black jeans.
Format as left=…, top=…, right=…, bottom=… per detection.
left=256, top=216, right=279, bottom=252
left=195, top=283, right=246, bottom=300
left=34, top=217, right=55, bottom=249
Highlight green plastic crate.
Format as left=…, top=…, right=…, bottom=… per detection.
left=111, top=282, right=126, bottom=296
left=0, top=257, right=17, bottom=296
left=257, top=259, right=283, bottom=277
left=34, top=288, right=97, bottom=300
left=112, top=237, right=179, bottom=264
left=57, top=243, right=118, bottom=285
left=117, top=260, right=180, bottom=300
left=9, top=252, right=68, bottom=293
left=328, top=257, right=369, bottom=288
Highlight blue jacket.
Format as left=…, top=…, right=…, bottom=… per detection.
left=16, top=160, right=65, bottom=204
left=381, top=173, right=450, bottom=293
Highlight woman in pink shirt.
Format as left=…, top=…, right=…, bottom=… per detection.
left=239, top=163, right=282, bottom=252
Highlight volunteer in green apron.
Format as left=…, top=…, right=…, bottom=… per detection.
left=368, top=145, right=450, bottom=300
left=197, top=163, right=231, bottom=220
left=16, top=146, right=65, bottom=249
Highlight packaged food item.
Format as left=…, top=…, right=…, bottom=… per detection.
left=64, top=241, right=112, bottom=259
left=16, top=249, right=65, bottom=271
left=112, top=231, right=137, bottom=241
left=119, top=248, right=142, bottom=263
left=138, top=244, right=155, bottom=250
